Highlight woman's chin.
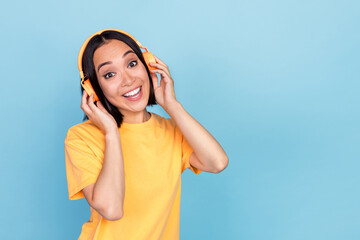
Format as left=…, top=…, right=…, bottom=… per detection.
left=117, top=100, right=149, bottom=115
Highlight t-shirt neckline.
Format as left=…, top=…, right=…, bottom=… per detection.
left=120, top=112, right=154, bottom=129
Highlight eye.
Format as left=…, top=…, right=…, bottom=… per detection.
left=103, top=72, right=115, bottom=79
left=128, top=60, right=137, bottom=68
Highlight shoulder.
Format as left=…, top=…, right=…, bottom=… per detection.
left=149, top=113, right=183, bottom=140
left=65, top=120, right=103, bottom=144
left=150, top=112, right=176, bottom=129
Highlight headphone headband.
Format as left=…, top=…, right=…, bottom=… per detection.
left=77, top=28, right=147, bottom=79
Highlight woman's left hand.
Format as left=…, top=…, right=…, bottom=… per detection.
left=149, top=55, right=178, bottom=112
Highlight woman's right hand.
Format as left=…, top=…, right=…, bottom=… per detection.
left=81, top=90, right=118, bottom=134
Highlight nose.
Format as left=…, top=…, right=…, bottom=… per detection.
left=120, top=70, right=134, bottom=87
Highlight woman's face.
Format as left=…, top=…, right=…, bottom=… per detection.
left=93, top=39, right=150, bottom=117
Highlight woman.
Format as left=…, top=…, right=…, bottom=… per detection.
left=64, top=29, right=228, bottom=240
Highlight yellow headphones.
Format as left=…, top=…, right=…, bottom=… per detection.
left=77, top=28, right=156, bottom=102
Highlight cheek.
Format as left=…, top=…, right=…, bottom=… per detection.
left=98, top=81, right=116, bottom=99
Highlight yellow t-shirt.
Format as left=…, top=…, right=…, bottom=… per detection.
left=64, top=112, right=202, bottom=240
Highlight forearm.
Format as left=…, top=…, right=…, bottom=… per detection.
left=166, top=102, right=228, bottom=171
left=92, top=130, right=125, bottom=218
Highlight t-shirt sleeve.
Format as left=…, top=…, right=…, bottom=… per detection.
left=181, top=133, right=202, bottom=175
left=64, top=128, right=102, bottom=200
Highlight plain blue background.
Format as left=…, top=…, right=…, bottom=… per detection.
left=0, top=0, right=359, bottom=239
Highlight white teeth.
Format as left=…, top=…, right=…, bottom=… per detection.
left=123, top=87, right=141, bottom=97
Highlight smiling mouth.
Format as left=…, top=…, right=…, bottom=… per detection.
left=123, top=86, right=141, bottom=98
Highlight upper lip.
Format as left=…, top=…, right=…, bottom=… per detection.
left=123, top=86, right=141, bottom=96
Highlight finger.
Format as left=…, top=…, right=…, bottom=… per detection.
left=151, top=73, right=159, bottom=89
left=152, top=55, right=170, bottom=74
left=149, top=62, right=170, bottom=75
left=153, top=55, right=167, bottom=68
left=81, top=90, right=92, bottom=115
left=96, top=101, right=108, bottom=113
left=159, top=76, right=165, bottom=89
left=96, top=100, right=104, bottom=110
left=87, top=94, right=99, bottom=112
left=81, top=90, right=88, bottom=104
left=150, top=69, right=172, bottom=84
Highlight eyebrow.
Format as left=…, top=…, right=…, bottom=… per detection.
left=97, top=50, right=135, bottom=72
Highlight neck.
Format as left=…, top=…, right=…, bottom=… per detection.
left=122, top=109, right=150, bottom=124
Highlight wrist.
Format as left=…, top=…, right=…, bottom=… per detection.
left=105, top=129, right=120, bottom=139
left=165, top=101, right=183, bottom=117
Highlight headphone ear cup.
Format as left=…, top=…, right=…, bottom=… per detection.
left=81, top=79, right=100, bottom=102
left=142, top=51, right=156, bottom=70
